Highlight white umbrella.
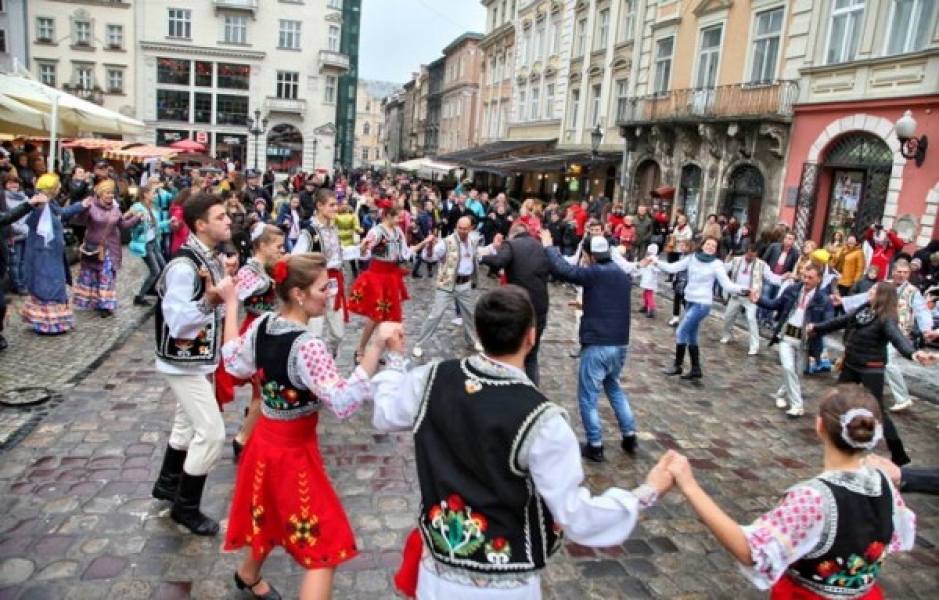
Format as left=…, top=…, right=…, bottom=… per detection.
left=0, top=93, right=56, bottom=134
left=0, top=73, right=145, bottom=169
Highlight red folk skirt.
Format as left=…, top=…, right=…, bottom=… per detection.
left=214, top=312, right=262, bottom=409
left=347, top=260, right=410, bottom=323
left=771, top=575, right=883, bottom=600
left=224, top=412, right=358, bottom=569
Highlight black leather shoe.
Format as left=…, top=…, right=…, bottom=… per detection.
left=232, top=439, right=243, bottom=462
left=580, top=443, right=605, bottom=463
left=133, top=296, right=151, bottom=307
left=170, top=473, right=219, bottom=536
left=621, top=435, right=637, bottom=456
left=680, top=368, right=702, bottom=380
left=663, top=365, right=683, bottom=376
left=234, top=571, right=282, bottom=600
left=0, top=334, right=7, bottom=352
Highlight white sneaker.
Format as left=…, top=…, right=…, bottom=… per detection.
left=451, top=317, right=463, bottom=326
left=473, top=342, right=484, bottom=353
left=668, top=317, right=680, bottom=326
left=786, top=407, right=805, bottom=418
left=719, top=336, right=731, bottom=344
left=748, top=348, right=759, bottom=356
left=890, top=399, right=913, bottom=412
left=412, top=346, right=424, bottom=358
left=775, top=396, right=787, bottom=409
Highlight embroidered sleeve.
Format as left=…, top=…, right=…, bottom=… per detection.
left=236, top=266, right=267, bottom=301
left=398, top=227, right=414, bottom=261
left=295, top=338, right=372, bottom=419
left=221, top=316, right=263, bottom=379
left=886, top=478, right=917, bottom=553
left=739, top=485, right=827, bottom=590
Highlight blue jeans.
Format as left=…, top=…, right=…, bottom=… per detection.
left=758, top=283, right=780, bottom=324
left=676, top=302, right=711, bottom=345
left=9, top=239, right=27, bottom=291
left=578, top=345, right=635, bottom=446
left=138, top=240, right=167, bottom=297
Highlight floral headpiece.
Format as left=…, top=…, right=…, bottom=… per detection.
left=271, top=259, right=289, bottom=285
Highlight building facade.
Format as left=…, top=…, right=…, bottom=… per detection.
left=438, top=33, right=484, bottom=156
left=355, top=79, right=395, bottom=168
left=382, top=91, right=405, bottom=163
left=335, top=0, right=361, bottom=173
left=780, top=0, right=939, bottom=248
left=134, top=0, right=349, bottom=172
left=424, top=58, right=446, bottom=157
left=477, top=0, right=516, bottom=145
left=0, top=0, right=29, bottom=74
left=26, top=0, right=137, bottom=116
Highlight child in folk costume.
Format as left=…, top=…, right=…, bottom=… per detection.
left=214, top=224, right=285, bottom=461
left=666, top=385, right=915, bottom=600
left=220, top=253, right=394, bottom=600
left=347, top=202, right=435, bottom=362
left=637, top=243, right=660, bottom=318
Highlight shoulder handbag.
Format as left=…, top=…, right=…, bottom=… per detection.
left=79, top=212, right=118, bottom=261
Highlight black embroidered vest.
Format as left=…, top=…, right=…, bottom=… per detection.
left=254, top=314, right=321, bottom=419
left=242, top=262, right=276, bottom=316
left=414, top=357, right=564, bottom=580
left=787, top=472, right=894, bottom=598
left=154, top=244, right=222, bottom=366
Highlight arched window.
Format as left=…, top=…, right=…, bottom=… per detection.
left=266, top=123, right=303, bottom=173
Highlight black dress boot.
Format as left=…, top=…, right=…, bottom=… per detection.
left=664, top=344, right=686, bottom=375
left=886, top=438, right=912, bottom=467
left=681, top=345, right=703, bottom=379
left=151, top=445, right=187, bottom=502
left=171, top=472, right=220, bottom=536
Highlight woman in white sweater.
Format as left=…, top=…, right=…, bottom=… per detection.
left=654, top=237, right=747, bottom=379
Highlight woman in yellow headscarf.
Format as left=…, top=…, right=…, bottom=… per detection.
left=70, top=179, right=143, bottom=318
left=21, top=174, right=90, bottom=334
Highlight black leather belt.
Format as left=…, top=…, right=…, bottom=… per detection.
left=784, top=324, right=802, bottom=340
left=455, top=275, right=472, bottom=284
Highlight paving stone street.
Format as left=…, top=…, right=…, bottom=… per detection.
left=0, top=256, right=938, bottom=599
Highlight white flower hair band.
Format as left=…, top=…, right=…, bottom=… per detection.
left=839, top=408, right=883, bottom=450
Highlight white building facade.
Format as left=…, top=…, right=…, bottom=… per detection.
left=25, top=0, right=137, bottom=117
left=0, top=0, right=29, bottom=74
left=135, top=0, right=348, bottom=172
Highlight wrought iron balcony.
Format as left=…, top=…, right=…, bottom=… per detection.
left=319, top=50, right=351, bottom=73
left=617, top=80, right=799, bottom=125
left=265, top=97, right=307, bottom=114
left=62, top=84, right=104, bottom=105
left=213, top=0, right=257, bottom=16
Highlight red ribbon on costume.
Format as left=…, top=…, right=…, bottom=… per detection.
left=327, top=268, right=349, bottom=323
left=394, top=528, right=422, bottom=598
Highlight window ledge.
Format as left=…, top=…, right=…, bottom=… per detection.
left=277, top=46, right=302, bottom=51
left=218, top=41, right=253, bottom=47
left=70, top=44, right=96, bottom=52
left=166, top=36, right=192, bottom=42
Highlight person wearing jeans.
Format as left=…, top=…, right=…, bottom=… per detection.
left=129, top=184, right=169, bottom=306
left=654, top=237, right=746, bottom=380
left=577, top=345, right=636, bottom=452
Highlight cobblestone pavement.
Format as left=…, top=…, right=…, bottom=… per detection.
left=0, top=269, right=937, bottom=599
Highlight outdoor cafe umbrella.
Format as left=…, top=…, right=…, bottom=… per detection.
left=169, top=138, right=206, bottom=152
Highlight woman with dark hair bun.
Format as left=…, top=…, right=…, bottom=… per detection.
left=809, top=281, right=937, bottom=466
left=665, top=386, right=916, bottom=600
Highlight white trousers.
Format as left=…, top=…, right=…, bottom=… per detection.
left=415, top=283, right=478, bottom=348
left=165, top=373, right=226, bottom=476
left=307, top=304, right=344, bottom=356
left=777, top=336, right=806, bottom=410
left=723, top=296, right=760, bottom=353
left=885, top=344, right=910, bottom=404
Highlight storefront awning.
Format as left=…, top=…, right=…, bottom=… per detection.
left=103, top=145, right=178, bottom=163
left=61, top=138, right=138, bottom=151
left=468, top=150, right=622, bottom=175
left=435, top=138, right=557, bottom=164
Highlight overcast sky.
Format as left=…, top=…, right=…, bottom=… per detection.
left=359, top=0, right=487, bottom=84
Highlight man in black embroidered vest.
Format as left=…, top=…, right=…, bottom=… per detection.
left=152, top=191, right=238, bottom=536
left=372, top=286, right=676, bottom=599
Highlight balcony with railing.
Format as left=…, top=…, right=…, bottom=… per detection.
left=319, top=50, right=350, bottom=73
left=62, top=84, right=104, bottom=105
left=265, top=97, right=307, bottom=114
left=617, top=80, right=799, bottom=125
left=213, top=0, right=258, bottom=15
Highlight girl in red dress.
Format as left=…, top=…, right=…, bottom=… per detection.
left=665, top=386, right=915, bottom=600
left=214, top=224, right=285, bottom=459
left=221, top=253, right=393, bottom=599
left=347, top=204, right=434, bottom=362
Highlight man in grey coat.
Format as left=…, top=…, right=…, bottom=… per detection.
left=634, top=205, right=654, bottom=259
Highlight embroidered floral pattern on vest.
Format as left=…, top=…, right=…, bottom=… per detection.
left=813, top=541, right=887, bottom=589
left=427, top=494, right=491, bottom=560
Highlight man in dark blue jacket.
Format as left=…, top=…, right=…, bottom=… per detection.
left=756, top=262, right=834, bottom=418
left=541, top=230, right=640, bottom=462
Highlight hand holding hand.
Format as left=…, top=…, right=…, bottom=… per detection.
left=493, top=233, right=504, bottom=249
left=665, top=453, right=695, bottom=492
left=376, top=322, right=406, bottom=353
left=81, top=197, right=93, bottom=208
left=749, top=289, right=760, bottom=303
left=223, top=254, right=239, bottom=276
left=913, top=350, right=938, bottom=366
left=864, top=454, right=902, bottom=487
left=645, top=450, right=679, bottom=497
left=540, top=229, right=553, bottom=247
left=806, top=323, right=816, bottom=336
left=208, top=275, right=237, bottom=305
left=924, top=329, right=939, bottom=343
left=28, top=193, right=50, bottom=207
left=831, top=294, right=843, bottom=307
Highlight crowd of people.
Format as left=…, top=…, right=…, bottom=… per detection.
left=3, top=142, right=939, bottom=599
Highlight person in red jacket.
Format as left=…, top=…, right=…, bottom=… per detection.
left=864, top=223, right=903, bottom=281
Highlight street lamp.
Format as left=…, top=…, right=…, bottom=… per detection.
left=590, top=124, right=604, bottom=159
left=896, top=110, right=928, bottom=167
left=246, top=109, right=269, bottom=170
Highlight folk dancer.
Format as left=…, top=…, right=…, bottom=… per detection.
left=292, top=189, right=348, bottom=357
left=756, top=262, right=834, bottom=418
left=151, top=192, right=236, bottom=536
left=221, top=253, right=390, bottom=600
left=721, top=246, right=781, bottom=356
left=214, top=224, right=285, bottom=461
left=372, top=287, right=677, bottom=600
left=411, top=216, right=484, bottom=358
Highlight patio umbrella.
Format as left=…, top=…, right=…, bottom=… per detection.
left=169, top=138, right=206, bottom=152
left=0, top=93, right=54, bottom=135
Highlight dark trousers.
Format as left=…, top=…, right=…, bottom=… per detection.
left=838, top=366, right=909, bottom=463
left=524, top=316, right=547, bottom=386
left=672, top=292, right=685, bottom=317
left=138, top=240, right=167, bottom=297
